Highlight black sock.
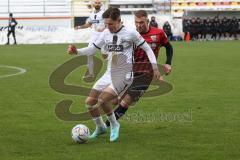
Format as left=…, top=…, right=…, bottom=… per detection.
left=105, top=104, right=128, bottom=127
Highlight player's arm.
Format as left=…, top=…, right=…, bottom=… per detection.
left=75, top=17, right=92, bottom=29
left=160, top=30, right=173, bottom=75
left=75, top=23, right=92, bottom=30
left=163, top=42, right=173, bottom=75
left=12, top=19, right=18, bottom=26
left=10, top=19, right=16, bottom=27
left=68, top=43, right=99, bottom=56
left=139, top=42, right=161, bottom=79
left=67, top=31, right=105, bottom=55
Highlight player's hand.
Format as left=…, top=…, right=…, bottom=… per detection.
left=67, top=44, right=77, bottom=55
left=163, top=64, right=172, bottom=75
left=159, top=75, right=164, bottom=81
left=101, top=54, right=108, bottom=59
left=153, top=68, right=161, bottom=80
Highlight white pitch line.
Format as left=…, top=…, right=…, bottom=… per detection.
left=0, top=65, right=27, bottom=79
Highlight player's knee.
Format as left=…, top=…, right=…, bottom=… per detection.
left=123, top=95, right=132, bottom=104
left=85, top=97, right=97, bottom=106
left=97, top=97, right=112, bottom=107
left=97, top=97, right=105, bottom=106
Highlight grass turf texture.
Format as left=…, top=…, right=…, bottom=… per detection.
left=0, top=41, right=239, bottom=160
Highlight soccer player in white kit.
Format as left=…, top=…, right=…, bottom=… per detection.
left=68, top=7, right=161, bottom=142
left=75, top=0, right=105, bottom=79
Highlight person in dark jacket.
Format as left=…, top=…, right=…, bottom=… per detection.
left=229, top=17, right=239, bottom=40
left=149, top=16, right=158, bottom=28
left=163, top=21, right=173, bottom=40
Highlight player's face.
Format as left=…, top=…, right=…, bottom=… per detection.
left=135, top=16, right=149, bottom=33
left=104, top=18, right=121, bottom=33
left=93, top=0, right=101, bottom=10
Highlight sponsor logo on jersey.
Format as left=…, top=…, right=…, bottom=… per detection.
left=107, top=44, right=124, bottom=52
left=92, top=20, right=100, bottom=24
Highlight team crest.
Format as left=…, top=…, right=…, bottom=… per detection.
left=150, top=35, right=157, bottom=42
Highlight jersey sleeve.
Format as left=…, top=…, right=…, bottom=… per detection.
left=92, top=31, right=105, bottom=49
left=86, top=16, right=92, bottom=24
left=131, top=30, right=145, bottom=47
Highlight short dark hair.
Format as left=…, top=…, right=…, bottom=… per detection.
left=9, top=13, right=13, bottom=17
left=134, top=10, right=148, bottom=18
left=102, top=7, right=120, bottom=21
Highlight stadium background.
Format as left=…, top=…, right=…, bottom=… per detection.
left=0, top=1, right=240, bottom=160
left=0, top=0, right=239, bottom=44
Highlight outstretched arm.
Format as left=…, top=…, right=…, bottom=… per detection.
left=75, top=23, right=92, bottom=30
left=139, top=42, right=161, bottom=79
left=67, top=44, right=99, bottom=56
left=68, top=31, right=105, bottom=56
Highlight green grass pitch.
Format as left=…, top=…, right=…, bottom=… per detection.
left=0, top=41, right=240, bottom=160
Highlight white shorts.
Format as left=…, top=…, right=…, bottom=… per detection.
left=93, top=70, right=133, bottom=97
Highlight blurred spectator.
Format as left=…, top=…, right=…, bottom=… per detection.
left=149, top=16, right=158, bottom=28
left=229, top=17, right=239, bottom=40
left=163, top=21, right=173, bottom=41
left=182, top=16, right=240, bottom=41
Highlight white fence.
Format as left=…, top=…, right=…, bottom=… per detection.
left=0, top=0, right=71, bottom=17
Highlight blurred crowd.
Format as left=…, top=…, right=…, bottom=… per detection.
left=149, top=16, right=174, bottom=41
left=183, top=17, right=240, bottom=41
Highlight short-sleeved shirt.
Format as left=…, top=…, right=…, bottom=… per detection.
left=86, top=9, right=105, bottom=33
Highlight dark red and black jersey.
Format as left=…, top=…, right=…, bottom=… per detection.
left=133, top=27, right=168, bottom=74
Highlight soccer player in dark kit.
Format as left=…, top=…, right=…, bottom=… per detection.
left=105, top=10, right=174, bottom=126
left=6, top=13, right=18, bottom=45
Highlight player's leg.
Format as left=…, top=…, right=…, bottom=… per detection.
left=6, top=31, right=11, bottom=45
left=12, top=30, right=17, bottom=44
left=105, top=94, right=131, bottom=127
left=86, top=55, right=94, bottom=77
left=86, top=89, right=107, bottom=138
left=105, top=73, right=153, bottom=126
left=233, top=30, right=237, bottom=40
left=100, top=74, right=133, bottom=141
left=83, top=34, right=99, bottom=79
left=98, top=87, right=120, bottom=141
left=87, top=71, right=111, bottom=138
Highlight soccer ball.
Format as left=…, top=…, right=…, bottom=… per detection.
left=71, top=124, right=90, bottom=144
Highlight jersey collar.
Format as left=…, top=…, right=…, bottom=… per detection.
left=113, top=25, right=124, bottom=34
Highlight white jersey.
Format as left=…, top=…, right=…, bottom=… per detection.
left=86, top=9, right=105, bottom=33
left=94, top=26, right=145, bottom=75
left=77, top=26, right=157, bottom=95
left=92, top=26, right=145, bottom=95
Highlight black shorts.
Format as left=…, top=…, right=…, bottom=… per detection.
left=126, top=73, right=153, bottom=102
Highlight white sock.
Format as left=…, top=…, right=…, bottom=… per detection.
left=93, top=116, right=106, bottom=128
left=107, top=113, right=119, bottom=127
left=87, top=55, right=94, bottom=75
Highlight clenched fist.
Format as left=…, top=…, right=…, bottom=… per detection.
left=67, top=44, right=77, bottom=55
